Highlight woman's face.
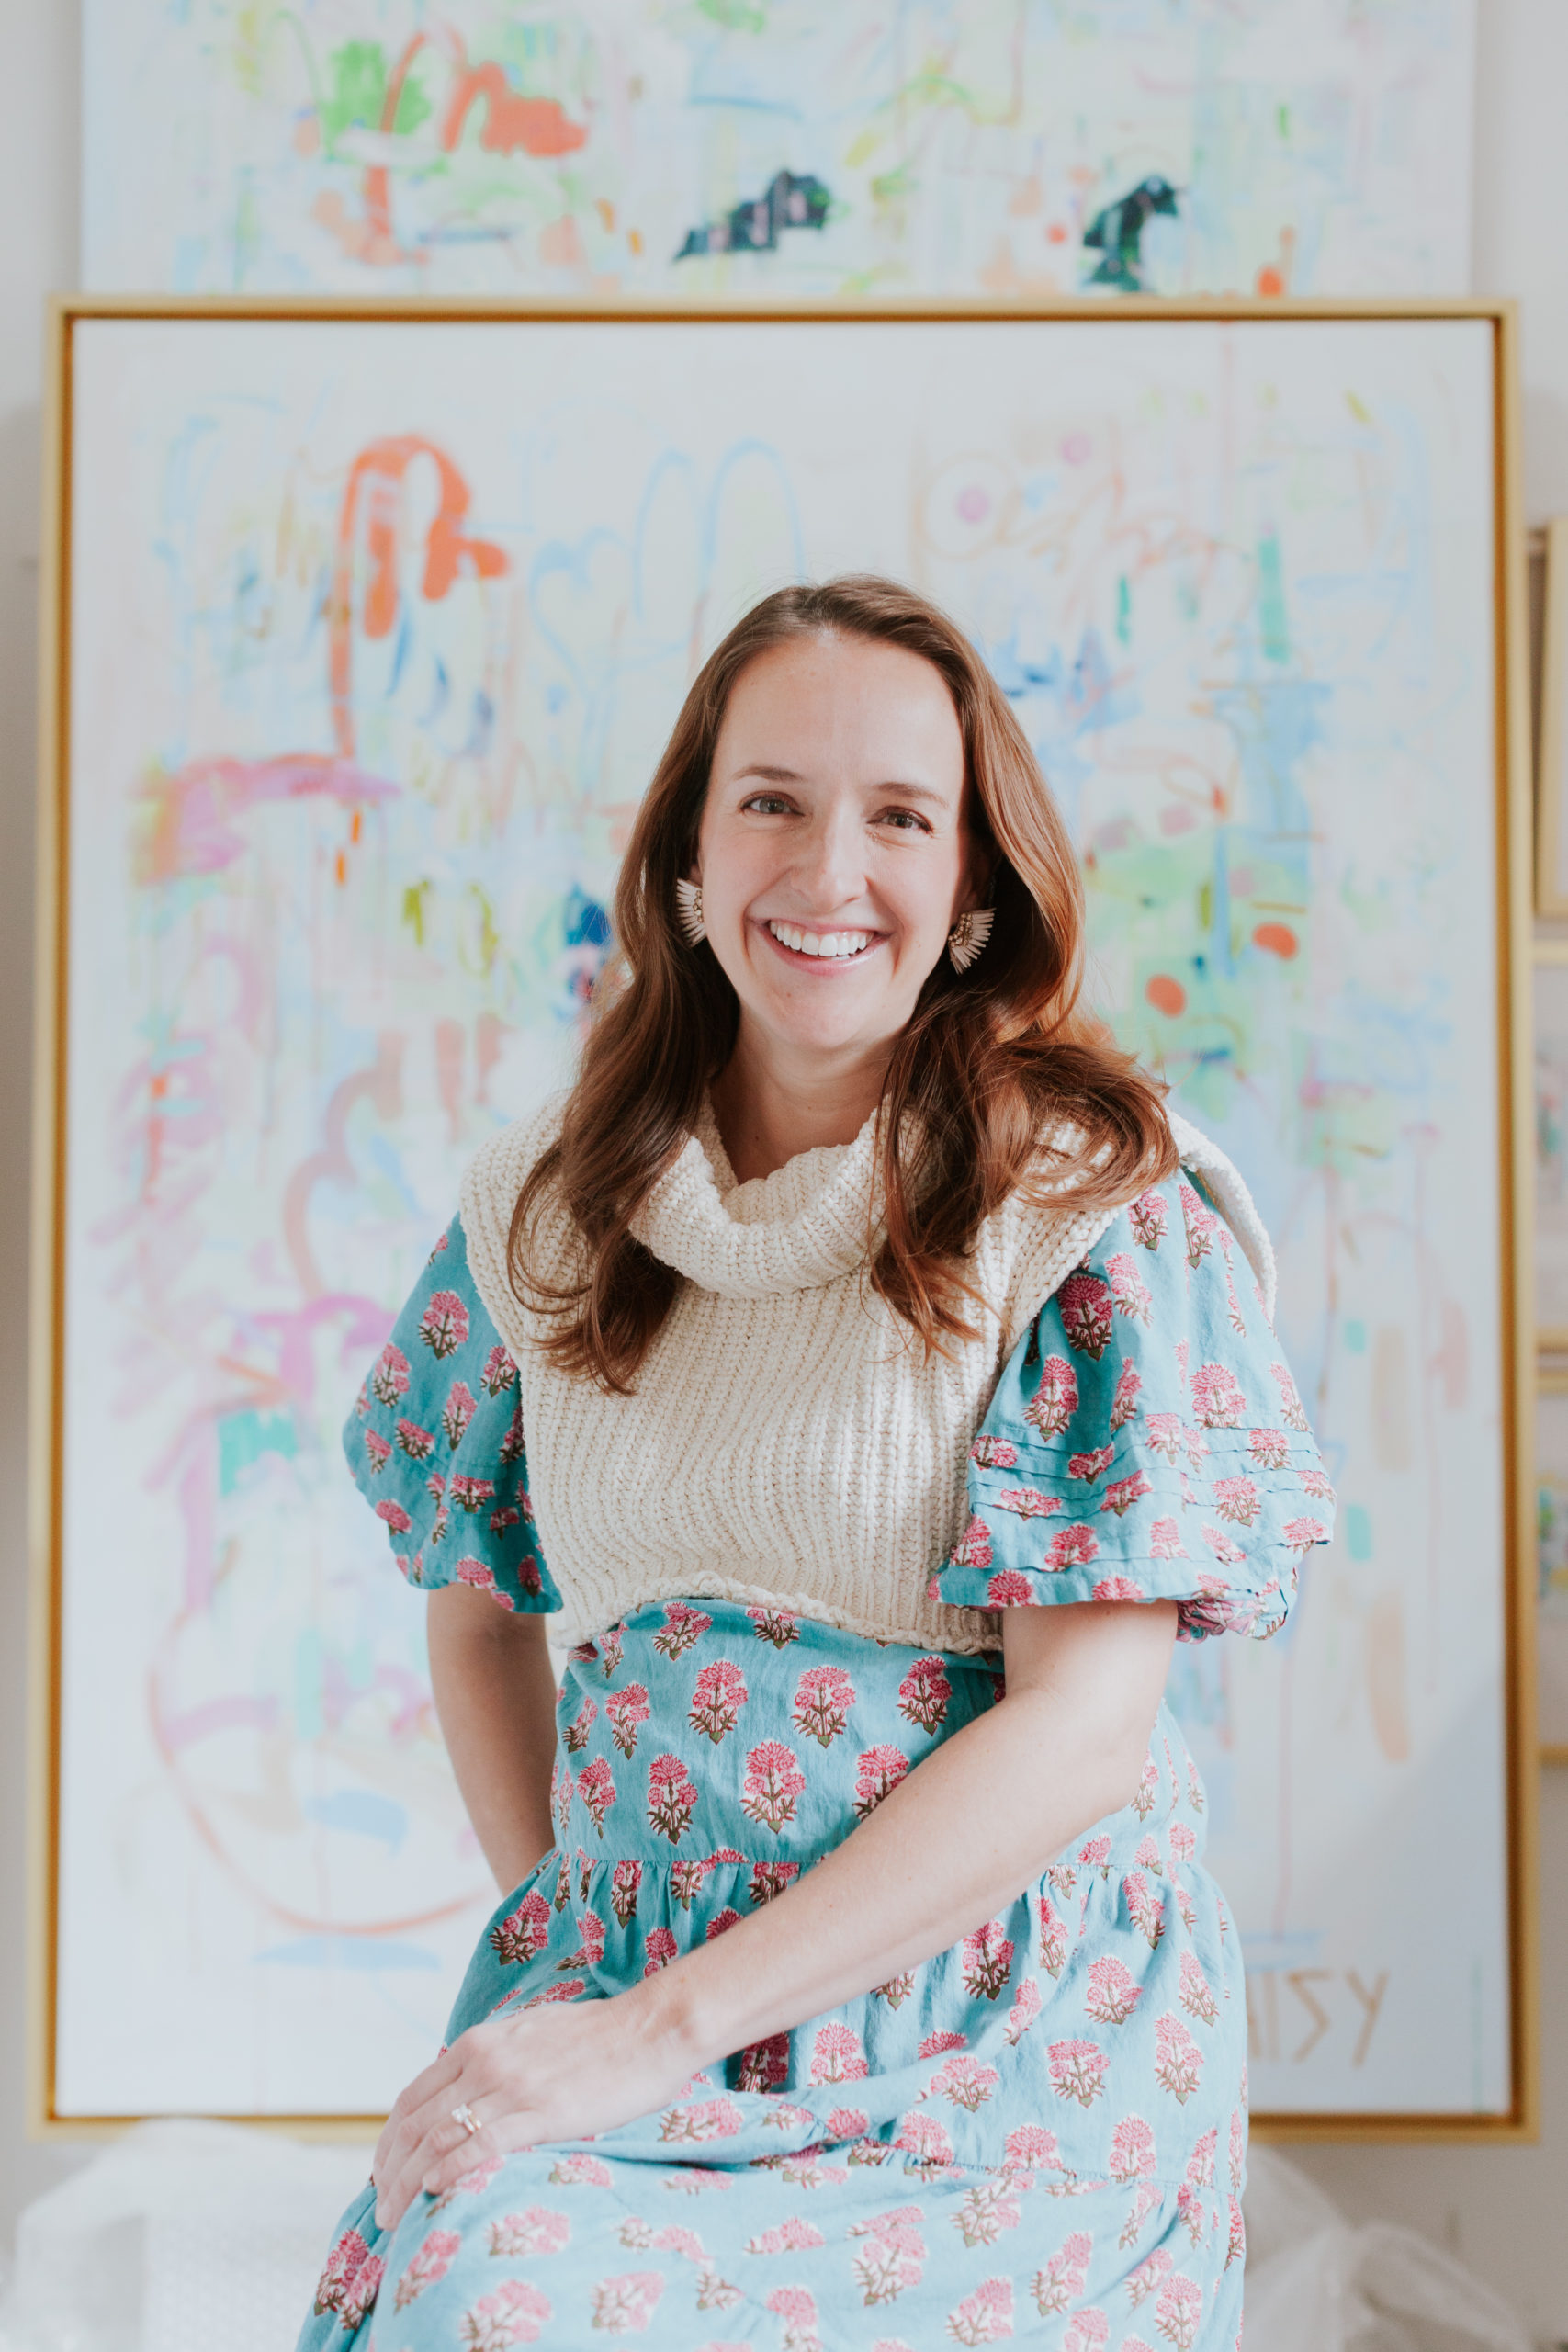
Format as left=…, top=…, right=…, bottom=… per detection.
left=694, top=632, right=983, bottom=1067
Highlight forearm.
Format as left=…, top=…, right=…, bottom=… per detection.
left=427, top=1585, right=559, bottom=1892
left=641, top=1600, right=1177, bottom=2070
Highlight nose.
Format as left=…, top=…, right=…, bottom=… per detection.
left=788, top=803, right=867, bottom=914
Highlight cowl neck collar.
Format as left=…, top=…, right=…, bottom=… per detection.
left=631, top=1097, right=884, bottom=1298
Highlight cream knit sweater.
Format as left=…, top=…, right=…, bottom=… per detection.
left=458, top=1096, right=1272, bottom=1657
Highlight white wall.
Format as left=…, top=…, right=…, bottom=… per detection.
left=2, top=0, right=1565, bottom=2332
left=0, top=0, right=85, bottom=2258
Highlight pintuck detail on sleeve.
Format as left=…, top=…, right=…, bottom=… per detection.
left=342, top=1214, right=561, bottom=1615
left=931, top=1167, right=1335, bottom=1642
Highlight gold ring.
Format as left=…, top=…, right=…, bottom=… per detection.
left=450, top=2101, right=481, bottom=2137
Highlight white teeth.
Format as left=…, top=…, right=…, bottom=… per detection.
left=766, top=921, right=874, bottom=960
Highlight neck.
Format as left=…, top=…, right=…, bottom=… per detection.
left=710, top=1023, right=892, bottom=1183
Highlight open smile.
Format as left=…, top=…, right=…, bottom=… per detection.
left=761, top=919, right=884, bottom=967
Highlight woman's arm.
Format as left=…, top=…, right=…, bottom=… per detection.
left=426, top=1583, right=559, bottom=1894
left=374, top=1595, right=1176, bottom=2224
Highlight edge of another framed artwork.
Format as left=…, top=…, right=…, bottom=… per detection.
left=1536, top=518, right=1568, bottom=917
left=26, top=295, right=1539, bottom=2147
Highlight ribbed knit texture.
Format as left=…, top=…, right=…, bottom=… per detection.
left=458, top=1096, right=1273, bottom=1657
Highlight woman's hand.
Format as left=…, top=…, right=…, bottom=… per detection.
left=371, top=1984, right=699, bottom=2233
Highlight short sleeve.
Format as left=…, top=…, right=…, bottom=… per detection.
left=343, top=1214, right=561, bottom=1616
left=931, top=1170, right=1335, bottom=1642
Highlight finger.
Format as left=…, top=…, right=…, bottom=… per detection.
left=371, top=2049, right=464, bottom=2201
left=373, top=2083, right=420, bottom=2183
left=418, top=2106, right=536, bottom=2206
left=376, top=2077, right=493, bottom=2231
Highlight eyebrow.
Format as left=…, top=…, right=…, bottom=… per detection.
left=731, top=763, right=953, bottom=808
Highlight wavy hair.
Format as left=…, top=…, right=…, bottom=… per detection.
left=511, top=575, right=1176, bottom=1390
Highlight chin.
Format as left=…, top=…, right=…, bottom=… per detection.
left=767, top=1007, right=897, bottom=1057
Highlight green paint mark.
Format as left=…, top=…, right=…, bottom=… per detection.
left=217, top=1408, right=296, bottom=1498
left=1277, top=103, right=1291, bottom=141
left=1343, top=1319, right=1367, bottom=1354
left=468, top=883, right=501, bottom=978
left=1116, top=574, right=1132, bottom=646
left=696, top=0, right=768, bottom=27
left=1257, top=528, right=1289, bottom=663
left=1345, top=1505, right=1372, bottom=1562
left=1346, top=390, right=1372, bottom=424
left=401, top=879, right=433, bottom=946
left=321, top=40, right=431, bottom=151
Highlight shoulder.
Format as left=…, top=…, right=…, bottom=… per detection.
left=461, top=1091, right=568, bottom=1205
left=997, top=1111, right=1276, bottom=1339
left=1162, top=1113, right=1276, bottom=1322
left=987, top=1108, right=1165, bottom=1351
left=458, top=1091, right=569, bottom=1246
left=457, top=1091, right=573, bottom=1337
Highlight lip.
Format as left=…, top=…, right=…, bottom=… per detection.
left=755, top=917, right=887, bottom=973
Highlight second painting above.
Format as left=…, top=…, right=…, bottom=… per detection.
left=82, top=0, right=1475, bottom=300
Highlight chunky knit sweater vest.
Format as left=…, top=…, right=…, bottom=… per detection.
left=458, top=1096, right=1272, bottom=1657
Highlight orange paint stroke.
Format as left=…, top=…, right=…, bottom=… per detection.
left=434, top=1016, right=465, bottom=1143
left=474, top=1010, right=511, bottom=1104
left=136, top=753, right=396, bottom=883
left=329, top=435, right=508, bottom=761
left=341, top=32, right=588, bottom=264
left=441, top=59, right=589, bottom=158
left=361, top=31, right=433, bottom=254
left=1145, top=974, right=1186, bottom=1018
left=282, top=1035, right=404, bottom=1299
left=1252, top=921, right=1299, bottom=959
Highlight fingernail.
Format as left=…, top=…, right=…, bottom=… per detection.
left=374, top=2206, right=387, bottom=2230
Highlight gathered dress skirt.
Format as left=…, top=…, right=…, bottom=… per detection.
left=300, top=1595, right=1247, bottom=2350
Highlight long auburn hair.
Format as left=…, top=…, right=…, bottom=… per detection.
left=511, top=575, right=1176, bottom=1391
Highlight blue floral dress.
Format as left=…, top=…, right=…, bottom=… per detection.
left=300, top=1170, right=1332, bottom=2352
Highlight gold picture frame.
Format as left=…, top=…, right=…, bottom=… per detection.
left=1537, top=1363, right=1568, bottom=1770
left=28, top=295, right=1537, bottom=2145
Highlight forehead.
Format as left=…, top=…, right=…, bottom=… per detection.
left=714, top=633, right=964, bottom=783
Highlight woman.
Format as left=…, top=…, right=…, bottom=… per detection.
left=301, top=576, right=1331, bottom=2351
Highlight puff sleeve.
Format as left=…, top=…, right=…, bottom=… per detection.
left=343, top=1214, right=561, bottom=1615
left=931, top=1170, right=1334, bottom=1641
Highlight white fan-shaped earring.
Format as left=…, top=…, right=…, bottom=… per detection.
left=947, top=906, right=994, bottom=974
left=674, top=876, right=707, bottom=945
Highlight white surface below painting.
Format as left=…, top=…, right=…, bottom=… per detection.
left=56, top=315, right=1509, bottom=2118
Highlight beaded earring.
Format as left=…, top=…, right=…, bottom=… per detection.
left=946, top=906, right=994, bottom=974
left=674, top=877, right=707, bottom=945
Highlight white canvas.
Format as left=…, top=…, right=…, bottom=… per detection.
left=55, top=312, right=1508, bottom=2118
left=81, top=0, right=1474, bottom=299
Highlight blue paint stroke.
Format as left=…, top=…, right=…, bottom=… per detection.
left=255, top=1935, right=439, bottom=1972
left=302, top=1789, right=410, bottom=1851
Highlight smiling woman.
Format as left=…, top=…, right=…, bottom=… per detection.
left=512, top=576, right=1178, bottom=1390
left=299, top=575, right=1333, bottom=2352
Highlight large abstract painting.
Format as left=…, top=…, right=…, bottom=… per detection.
left=81, top=0, right=1475, bottom=299
left=40, top=306, right=1526, bottom=2125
